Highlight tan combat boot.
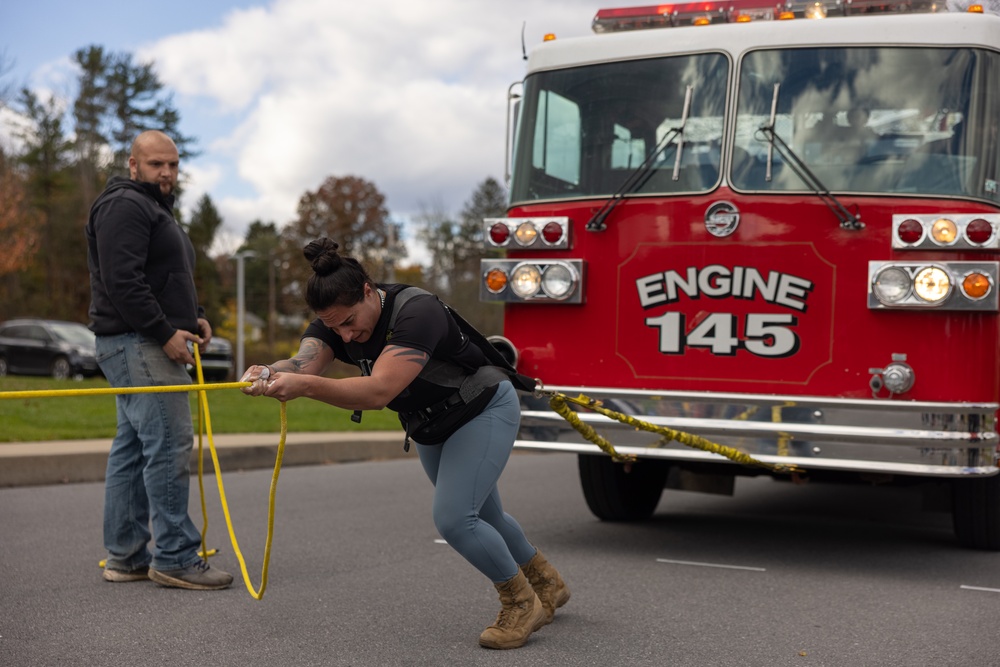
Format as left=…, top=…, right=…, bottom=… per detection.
left=521, top=550, right=571, bottom=625
left=479, top=570, right=547, bottom=649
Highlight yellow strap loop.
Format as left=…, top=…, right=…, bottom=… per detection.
left=1, top=346, right=286, bottom=600
left=191, top=346, right=286, bottom=599
left=543, top=390, right=803, bottom=474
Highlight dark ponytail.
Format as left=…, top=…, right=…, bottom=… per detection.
left=303, top=238, right=373, bottom=311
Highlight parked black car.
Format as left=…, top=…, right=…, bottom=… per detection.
left=186, top=336, right=234, bottom=382
left=0, top=319, right=100, bottom=379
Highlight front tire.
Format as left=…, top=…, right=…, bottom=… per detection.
left=578, top=454, right=670, bottom=521
left=51, top=356, right=71, bottom=380
left=952, top=475, right=1000, bottom=550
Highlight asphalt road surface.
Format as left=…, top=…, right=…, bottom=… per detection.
left=2, top=452, right=999, bottom=667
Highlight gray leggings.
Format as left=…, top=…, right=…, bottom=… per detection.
left=416, top=381, right=537, bottom=583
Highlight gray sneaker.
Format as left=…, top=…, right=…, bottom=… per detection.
left=103, top=565, right=150, bottom=582
left=149, top=559, right=233, bottom=590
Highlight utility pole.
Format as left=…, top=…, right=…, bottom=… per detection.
left=268, top=250, right=277, bottom=357
left=233, top=250, right=256, bottom=374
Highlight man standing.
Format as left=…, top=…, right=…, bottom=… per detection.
left=86, top=130, right=232, bottom=590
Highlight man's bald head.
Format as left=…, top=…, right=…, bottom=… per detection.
left=129, top=131, right=179, bottom=197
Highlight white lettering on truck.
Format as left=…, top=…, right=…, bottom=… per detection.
left=636, top=265, right=814, bottom=311
left=636, top=266, right=814, bottom=358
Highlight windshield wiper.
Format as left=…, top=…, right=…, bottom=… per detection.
left=586, top=86, right=693, bottom=231
left=757, top=83, right=864, bottom=231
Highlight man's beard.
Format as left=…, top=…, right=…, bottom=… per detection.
left=135, top=167, right=174, bottom=195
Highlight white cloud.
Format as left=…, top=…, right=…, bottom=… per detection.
left=137, top=0, right=595, bottom=261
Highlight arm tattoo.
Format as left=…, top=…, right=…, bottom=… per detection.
left=385, top=347, right=429, bottom=366
left=272, top=338, right=328, bottom=374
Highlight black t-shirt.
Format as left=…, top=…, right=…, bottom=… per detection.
left=301, top=284, right=498, bottom=442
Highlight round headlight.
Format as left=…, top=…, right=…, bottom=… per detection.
left=541, top=263, right=576, bottom=300
left=930, top=218, right=958, bottom=245
left=514, top=222, right=538, bottom=246
left=913, top=266, right=951, bottom=303
left=872, top=266, right=911, bottom=304
left=510, top=264, right=541, bottom=298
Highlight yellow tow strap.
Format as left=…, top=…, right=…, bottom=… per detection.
left=540, top=389, right=803, bottom=474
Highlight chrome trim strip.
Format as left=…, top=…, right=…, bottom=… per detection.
left=513, top=441, right=1000, bottom=478
left=518, top=386, right=999, bottom=477
left=520, top=410, right=996, bottom=446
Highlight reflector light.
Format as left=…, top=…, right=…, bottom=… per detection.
left=485, top=268, right=508, bottom=294
left=489, top=223, right=511, bottom=246
left=515, top=222, right=539, bottom=246
left=930, top=218, right=958, bottom=245
left=892, top=214, right=1000, bottom=251
left=483, top=217, right=572, bottom=251
left=913, top=266, right=951, bottom=303
left=962, top=273, right=992, bottom=299
left=965, top=218, right=994, bottom=245
left=897, top=219, right=923, bottom=245
left=541, top=222, right=564, bottom=245
left=543, top=33, right=557, bottom=41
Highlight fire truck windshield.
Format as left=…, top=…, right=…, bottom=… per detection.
left=510, top=53, right=729, bottom=203
left=510, top=46, right=1000, bottom=206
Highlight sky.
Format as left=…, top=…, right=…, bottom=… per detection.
left=0, top=0, right=610, bottom=263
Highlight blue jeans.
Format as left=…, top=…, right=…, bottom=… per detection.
left=96, top=333, right=201, bottom=571
left=416, top=382, right=537, bottom=583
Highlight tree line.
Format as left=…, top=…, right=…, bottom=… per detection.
left=0, top=45, right=508, bottom=367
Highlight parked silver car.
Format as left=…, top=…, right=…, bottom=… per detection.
left=0, top=319, right=100, bottom=379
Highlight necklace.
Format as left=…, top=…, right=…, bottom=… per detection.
left=377, top=288, right=385, bottom=311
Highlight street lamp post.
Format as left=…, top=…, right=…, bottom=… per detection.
left=233, top=250, right=256, bottom=375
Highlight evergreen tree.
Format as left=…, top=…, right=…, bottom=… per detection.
left=15, top=88, right=86, bottom=320
left=187, top=194, right=224, bottom=325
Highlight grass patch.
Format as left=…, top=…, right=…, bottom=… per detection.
left=0, top=376, right=401, bottom=442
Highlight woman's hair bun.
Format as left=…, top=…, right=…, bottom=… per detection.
left=303, top=237, right=341, bottom=277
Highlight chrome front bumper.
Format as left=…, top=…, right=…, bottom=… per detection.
left=517, top=386, right=999, bottom=477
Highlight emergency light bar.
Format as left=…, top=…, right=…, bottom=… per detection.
left=592, top=0, right=954, bottom=32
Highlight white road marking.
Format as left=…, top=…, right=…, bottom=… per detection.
left=960, top=585, right=1000, bottom=593
left=656, top=558, right=766, bottom=572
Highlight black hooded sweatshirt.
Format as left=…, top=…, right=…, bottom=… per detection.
left=86, top=176, right=204, bottom=345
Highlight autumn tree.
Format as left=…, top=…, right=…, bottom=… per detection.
left=280, top=175, right=403, bottom=314
left=14, top=88, right=89, bottom=320
left=0, top=149, right=41, bottom=312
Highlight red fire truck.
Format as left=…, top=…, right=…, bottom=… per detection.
left=479, top=1, right=1000, bottom=548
